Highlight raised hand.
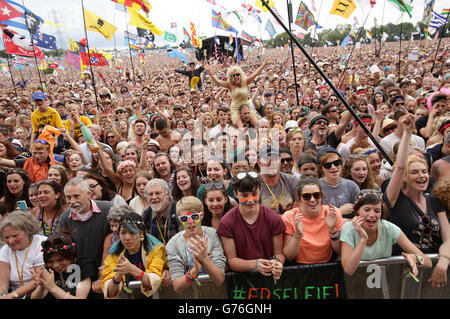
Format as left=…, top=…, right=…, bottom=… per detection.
left=324, top=205, right=338, bottom=232
left=352, top=216, right=368, bottom=240
left=293, top=212, right=304, bottom=238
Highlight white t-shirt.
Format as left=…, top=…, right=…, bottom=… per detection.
left=209, top=124, right=229, bottom=140
left=0, top=234, right=47, bottom=290
left=380, top=132, right=425, bottom=155
left=338, top=137, right=376, bottom=161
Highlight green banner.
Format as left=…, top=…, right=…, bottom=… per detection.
left=164, top=31, right=177, bottom=42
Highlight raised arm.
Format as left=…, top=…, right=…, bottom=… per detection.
left=385, top=110, right=415, bottom=208
left=202, top=62, right=230, bottom=89
left=246, top=58, right=271, bottom=85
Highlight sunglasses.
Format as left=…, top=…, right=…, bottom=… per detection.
left=315, top=120, right=328, bottom=126
left=237, top=171, right=258, bottom=180
left=421, top=215, right=433, bottom=236
left=394, top=102, right=404, bottom=107
left=281, top=158, right=293, bottom=163
left=115, top=110, right=125, bottom=114
left=34, top=139, right=49, bottom=145
left=323, top=159, right=342, bottom=169
left=301, top=192, right=321, bottom=201
left=329, top=109, right=338, bottom=113
left=204, top=182, right=225, bottom=190
left=106, top=135, right=115, bottom=139
left=88, top=183, right=99, bottom=190
left=178, top=212, right=202, bottom=224
left=232, top=74, right=240, bottom=78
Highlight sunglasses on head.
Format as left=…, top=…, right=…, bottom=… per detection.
left=237, top=171, right=258, bottom=180
left=178, top=212, right=202, bottom=224
left=204, top=182, right=225, bottom=190
left=301, top=192, right=321, bottom=201
left=34, top=139, right=49, bottom=145
left=323, top=159, right=342, bottom=169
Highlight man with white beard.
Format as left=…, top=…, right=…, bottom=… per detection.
left=142, top=179, right=180, bottom=287
left=58, top=177, right=113, bottom=297
left=142, top=179, right=180, bottom=245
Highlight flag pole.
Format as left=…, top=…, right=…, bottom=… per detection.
left=377, top=0, right=387, bottom=56
left=424, top=1, right=435, bottom=54
left=259, top=0, right=393, bottom=166
left=337, top=7, right=372, bottom=89
left=0, top=33, right=18, bottom=97
left=21, top=0, right=44, bottom=91
left=430, top=13, right=449, bottom=74
left=398, top=13, right=403, bottom=78
left=310, top=0, right=323, bottom=56
left=123, top=9, right=136, bottom=84
left=80, top=0, right=101, bottom=109
left=286, top=0, right=299, bottom=106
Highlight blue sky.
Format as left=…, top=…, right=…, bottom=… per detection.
left=8, top=0, right=448, bottom=50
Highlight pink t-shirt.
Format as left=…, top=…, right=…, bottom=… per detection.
left=282, top=205, right=343, bottom=264
left=216, top=205, right=286, bottom=260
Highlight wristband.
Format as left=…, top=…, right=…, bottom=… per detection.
left=135, top=270, right=145, bottom=281
left=329, top=230, right=341, bottom=241
left=255, top=259, right=258, bottom=271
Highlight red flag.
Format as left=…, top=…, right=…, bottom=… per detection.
left=2, top=27, right=44, bottom=59
left=0, top=0, right=22, bottom=22
left=78, top=40, right=107, bottom=66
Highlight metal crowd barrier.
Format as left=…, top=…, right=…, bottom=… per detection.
left=128, top=254, right=450, bottom=299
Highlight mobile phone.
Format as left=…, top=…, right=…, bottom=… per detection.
left=17, top=200, right=28, bottom=213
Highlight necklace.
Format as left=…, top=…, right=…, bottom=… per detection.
left=263, top=178, right=284, bottom=211
left=14, top=239, right=33, bottom=286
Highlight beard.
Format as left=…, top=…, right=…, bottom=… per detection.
left=70, top=202, right=88, bottom=215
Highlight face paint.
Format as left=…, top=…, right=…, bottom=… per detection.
left=239, top=196, right=260, bottom=206
left=178, top=211, right=202, bottom=229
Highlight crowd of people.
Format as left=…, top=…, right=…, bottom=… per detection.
left=0, top=39, right=449, bottom=299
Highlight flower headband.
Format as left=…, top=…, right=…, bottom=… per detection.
left=41, top=242, right=76, bottom=253
left=117, top=160, right=136, bottom=173
left=356, top=189, right=383, bottom=203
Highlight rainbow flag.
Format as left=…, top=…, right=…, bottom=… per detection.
left=442, top=8, right=450, bottom=16
left=294, top=1, right=316, bottom=31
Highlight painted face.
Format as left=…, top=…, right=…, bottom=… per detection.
left=236, top=189, right=260, bottom=210
left=178, top=210, right=203, bottom=233
left=119, top=227, right=142, bottom=252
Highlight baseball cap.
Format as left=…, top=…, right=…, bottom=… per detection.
left=32, top=91, right=46, bottom=101
left=285, top=120, right=298, bottom=131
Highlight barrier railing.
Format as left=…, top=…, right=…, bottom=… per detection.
left=128, top=254, right=449, bottom=299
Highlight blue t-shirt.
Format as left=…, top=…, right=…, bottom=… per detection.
left=340, top=219, right=401, bottom=261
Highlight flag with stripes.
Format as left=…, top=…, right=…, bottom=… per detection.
left=183, top=27, right=190, bottom=40
left=442, top=8, right=450, bottom=16
left=294, top=1, right=316, bottom=31
left=240, top=30, right=255, bottom=45
left=429, top=10, right=446, bottom=29
left=170, top=22, right=177, bottom=28
left=265, top=19, right=276, bottom=37
left=366, top=30, right=372, bottom=39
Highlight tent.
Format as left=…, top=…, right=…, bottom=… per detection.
left=194, top=35, right=244, bottom=61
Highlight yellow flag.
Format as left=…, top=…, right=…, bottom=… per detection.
left=128, top=8, right=163, bottom=36
left=84, top=7, right=117, bottom=40
left=255, top=0, right=274, bottom=13
left=330, top=0, right=357, bottom=19
left=68, top=38, right=79, bottom=52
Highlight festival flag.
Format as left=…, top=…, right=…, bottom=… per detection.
left=366, top=30, right=372, bottom=40
left=442, top=9, right=450, bottom=16
left=170, top=22, right=177, bottom=28
left=0, top=0, right=22, bottom=22
left=242, top=3, right=262, bottom=24
left=387, top=0, right=412, bottom=18
left=183, top=27, right=190, bottom=41
left=137, top=27, right=154, bottom=45
left=296, top=32, right=304, bottom=39
left=78, top=39, right=107, bottom=66
left=65, top=50, right=80, bottom=67
left=294, top=1, right=316, bottom=31
left=255, top=0, right=274, bottom=13
left=110, top=0, right=151, bottom=14
left=32, top=32, right=57, bottom=50
left=164, top=31, right=176, bottom=42
left=429, top=10, right=446, bottom=29
left=212, top=9, right=238, bottom=33
left=128, top=8, right=163, bottom=35
left=370, top=0, right=376, bottom=7
left=240, top=30, right=255, bottom=45
left=264, top=19, right=276, bottom=37
left=381, top=32, right=388, bottom=42
left=84, top=7, right=117, bottom=40
left=0, top=0, right=43, bottom=34
left=2, top=27, right=44, bottom=58
left=341, top=35, right=352, bottom=46
left=311, top=0, right=317, bottom=12
left=235, top=32, right=242, bottom=62
left=124, top=30, right=137, bottom=41
left=190, top=21, right=199, bottom=48
left=166, top=45, right=188, bottom=64
left=68, top=38, right=79, bottom=52
left=330, top=0, right=357, bottom=19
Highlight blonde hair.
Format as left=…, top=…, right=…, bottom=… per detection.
left=176, top=196, right=204, bottom=215
left=226, top=66, right=247, bottom=87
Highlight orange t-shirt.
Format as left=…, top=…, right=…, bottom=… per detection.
left=282, top=205, right=343, bottom=264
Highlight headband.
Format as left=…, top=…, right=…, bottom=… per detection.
left=354, top=118, right=373, bottom=126
left=439, top=122, right=450, bottom=135
left=357, top=90, right=367, bottom=95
